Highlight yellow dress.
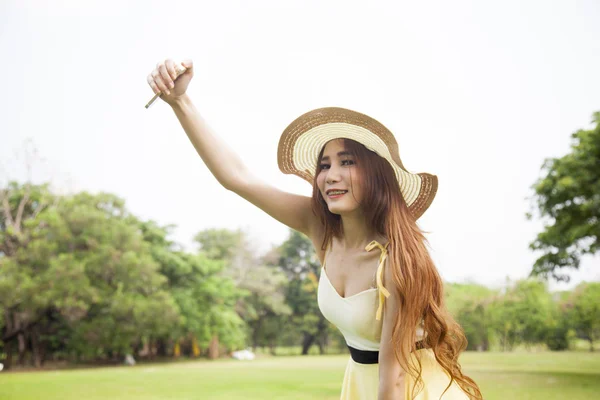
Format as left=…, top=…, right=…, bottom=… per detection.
left=317, top=240, right=470, bottom=399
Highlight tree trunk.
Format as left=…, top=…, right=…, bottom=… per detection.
left=31, top=326, right=42, bottom=368
left=251, top=319, right=262, bottom=352
left=317, top=315, right=327, bottom=355
left=150, top=339, right=158, bottom=360
left=589, top=338, right=595, bottom=352
left=17, top=332, right=27, bottom=366
left=301, top=334, right=315, bottom=355
left=4, top=340, right=14, bottom=370
left=3, top=310, right=14, bottom=370
left=317, top=339, right=325, bottom=355
left=208, top=335, right=219, bottom=359
left=483, top=334, right=490, bottom=352
left=156, top=338, right=167, bottom=357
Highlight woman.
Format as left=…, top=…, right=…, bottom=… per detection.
left=146, top=59, right=482, bottom=399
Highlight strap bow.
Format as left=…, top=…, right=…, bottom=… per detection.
left=365, top=240, right=390, bottom=321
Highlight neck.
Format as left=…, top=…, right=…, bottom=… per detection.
left=338, top=211, right=387, bottom=251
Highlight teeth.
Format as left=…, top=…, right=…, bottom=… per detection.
left=328, top=191, right=347, bottom=195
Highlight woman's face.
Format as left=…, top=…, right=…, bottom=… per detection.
left=316, top=139, right=364, bottom=215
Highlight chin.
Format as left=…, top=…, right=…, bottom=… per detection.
left=327, top=204, right=359, bottom=216
left=326, top=204, right=342, bottom=215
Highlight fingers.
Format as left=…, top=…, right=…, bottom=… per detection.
left=165, top=59, right=179, bottom=80
left=147, top=69, right=167, bottom=96
left=147, top=73, right=160, bottom=95
left=147, top=59, right=190, bottom=97
left=157, top=62, right=173, bottom=95
left=146, top=60, right=173, bottom=96
left=158, top=63, right=174, bottom=92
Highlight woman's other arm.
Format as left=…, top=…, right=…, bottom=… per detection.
left=378, top=258, right=407, bottom=400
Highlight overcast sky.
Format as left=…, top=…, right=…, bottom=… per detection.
left=2, top=0, right=599, bottom=291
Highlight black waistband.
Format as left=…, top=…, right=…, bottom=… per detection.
left=347, top=345, right=379, bottom=364
left=348, top=340, right=425, bottom=364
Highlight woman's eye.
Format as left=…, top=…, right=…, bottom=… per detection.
left=320, top=160, right=354, bottom=170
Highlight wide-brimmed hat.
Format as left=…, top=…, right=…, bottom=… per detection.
left=277, top=107, right=438, bottom=220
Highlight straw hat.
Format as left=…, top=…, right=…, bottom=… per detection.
left=277, top=107, right=438, bottom=220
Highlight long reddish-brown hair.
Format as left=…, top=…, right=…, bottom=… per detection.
left=312, top=139, right=482, bottom=399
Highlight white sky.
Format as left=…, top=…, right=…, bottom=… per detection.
left=1, top=0, right=599, bottom=291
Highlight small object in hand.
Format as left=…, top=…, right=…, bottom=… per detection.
left=145, top=63, right=187, bottom=109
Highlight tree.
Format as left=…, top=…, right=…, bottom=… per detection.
left=278, top=229, right=329, bottom=355
left=488, top=280, right=554, bottom=351
left=445, top=283, right=496, bottom=351
left=545, top=292, right=574, bottom=351
left=195, top=228, right=291, bottom=354
left=0, top=190, right=182, bottom=367
left=528, top=111, right=600, bottom=281
left=238, top=265, right=291, bottom=353
left=0, top=182, right=58, bottom=368
left=143, top=223, right=246, bottom=359
left=564, top=282, right=600, bottom=351
left=194, top=228, right=249, bottom=265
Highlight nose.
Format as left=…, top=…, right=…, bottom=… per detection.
left=325, top=164, right=341, bottom=185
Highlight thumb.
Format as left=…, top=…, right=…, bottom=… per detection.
left=181, top=59, right=193, bottom=70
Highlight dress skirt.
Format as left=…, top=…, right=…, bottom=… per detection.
left=340, top=349, right=470, bottom=400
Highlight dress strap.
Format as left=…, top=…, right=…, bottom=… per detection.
left=365, top=240, right=390, bottom=321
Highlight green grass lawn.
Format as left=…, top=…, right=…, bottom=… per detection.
left=1, top=351, right=599, bottom=399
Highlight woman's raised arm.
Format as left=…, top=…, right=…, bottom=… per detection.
left=147, top=59, right=319, bottom=237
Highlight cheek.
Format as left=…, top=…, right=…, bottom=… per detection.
left=316, top=173, right=325, bottom=190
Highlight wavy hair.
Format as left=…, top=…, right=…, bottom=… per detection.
left=311, top=139, right=482, bottom=399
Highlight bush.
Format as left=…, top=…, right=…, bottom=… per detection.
left=545, top=324, right=571, bottom=351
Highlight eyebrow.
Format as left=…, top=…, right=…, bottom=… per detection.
left=320, top=151, right=352, bottom=161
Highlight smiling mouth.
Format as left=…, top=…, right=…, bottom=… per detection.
left=327, top=190, right=348, bottom=198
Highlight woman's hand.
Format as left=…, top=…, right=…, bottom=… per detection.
left=146, top=59, right=194, bottom=105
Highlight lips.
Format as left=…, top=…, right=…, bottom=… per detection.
left=326, top=189, right=348, bottom=198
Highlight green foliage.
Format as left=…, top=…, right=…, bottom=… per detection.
left=193, top=228, right=291, bottom=351
left=2, top=176, right=599, bottom=369
left=563, top=282, right=600, bottom=351
left=194, top=228, right=246, bottom=261
left=278, top=230, right=329, bottom=354
left=145, top=226, right=247, bottom=351
left=2, top=190, right=182, bottom=356
left=445, top=282, right=496, bottom=350
left=529, top=112, right=600, bottom=281
left=0, top=183, right=247, bottom=365
left=279, top=230, right=321, bottom=279
left=488, top=280, right=555, bottom=350
left=544, top=314, right=572, bottom=351
left=238, top=265, right=292, bottom=348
